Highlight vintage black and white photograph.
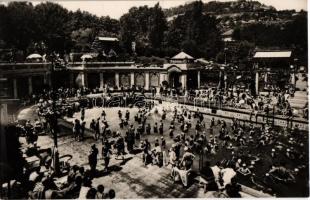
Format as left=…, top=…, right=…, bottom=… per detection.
left=0, top=0, right=308, bottom=198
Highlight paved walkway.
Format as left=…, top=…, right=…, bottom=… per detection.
left=20, top=132, right=216, bottom=198
left=17, top=105, right=38, bottom=121
left=17, top=105, right=211, bottom=198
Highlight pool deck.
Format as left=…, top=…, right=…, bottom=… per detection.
left=18, top=105, right=275, bottom=198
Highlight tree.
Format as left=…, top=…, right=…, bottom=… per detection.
left=232, top=12, right=307, bottom=66
left=284, top=13, right=307, bottom=65
left=0, top=5, right=8, bottom=47
left=119, top=4, right=167, bottom=56
left=71, top=28, right=96, bottom=52
left=148, top=3, right=167, bottom=49
left=165, top=1, right=222, bottom=58
left=165, top=16, right=187, bottom=50
left=120, top=6, right=152, bottom=54
left=97, top=16, right=120, bottom=36
left=35, top=2, right=71, bottom=54
left=67, top=9, right=99, bottom=30
left=1, top=2, right=37, bottom=55
left=119, top=7, right=141, bottom=54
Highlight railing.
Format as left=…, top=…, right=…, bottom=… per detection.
left=68, top=61, right=134, bottom=66
left=0, top=63, right=51, bottom=74
left=142, top=94, right=308, bottom=130
left=0, top=62, right=51, bottom=66
left=0, top=62, right=51, bottom=69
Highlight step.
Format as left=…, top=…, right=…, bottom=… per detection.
left=288, top=100, right=308, bottom=106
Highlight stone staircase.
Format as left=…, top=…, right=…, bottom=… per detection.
left=289, top=72, right=308, bottom=109
left=295, top=73, right=308, bottom=91
left=288, top=91, right=308, bottom=108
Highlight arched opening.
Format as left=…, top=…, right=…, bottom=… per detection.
left=169, top=72, right=181, bottom=88
left=167, top=65, right=182, bottom=89
left=88, top=73, right=100, bottom=89
left=187, top=71, right=198, bottom=89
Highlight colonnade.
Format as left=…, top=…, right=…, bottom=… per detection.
left=73, top=70, right=203, bottom=91
left=11, top=73, right=51, bottom=98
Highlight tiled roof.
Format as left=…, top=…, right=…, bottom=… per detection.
left=171, top=52, right=194, bottom=59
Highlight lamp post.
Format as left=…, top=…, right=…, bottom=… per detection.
left=291, top=58, right=298, bottom=88
left=224, top=47, right=228, bottom=66
left=218, top=65, right=226, bottom=91
left=254, top=63, right=259, bottom=97
left=46, top=99, right=60, bottom=176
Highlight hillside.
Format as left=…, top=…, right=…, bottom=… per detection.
left=164, top=0, right=301, bottom=32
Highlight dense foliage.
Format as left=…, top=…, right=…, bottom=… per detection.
left=165, top=1, right=222, bottom=59
left=119, top=3, right=167, bottom=56
left=0, top=2, right=119, bottom=57
left=232, top=12, right=307, bottom=64
left=0, top=1, right=307, bottom=65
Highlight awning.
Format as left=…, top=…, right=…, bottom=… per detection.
left=253, top=51, right=292, bottom=58
left=26, top=53, right=42, bottom=59
left=97, top=37, right=119, bottom=42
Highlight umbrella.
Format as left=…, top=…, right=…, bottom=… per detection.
left=81, top=54, right=93, bottom=60
left=239, top=99, right=245, bottom=104
left=196, top=58, right=209, bottom=65
left=26, top=54, right=42, bottom=59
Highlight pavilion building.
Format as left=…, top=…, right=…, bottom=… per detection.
left=65, top=51, right=202, bottom=93
left=0, top=50, right=297, bottom=100
left=253, top=50, right=295, bottom=94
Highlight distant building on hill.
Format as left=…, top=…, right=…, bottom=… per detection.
left=92, top=36, right=120, bottom=56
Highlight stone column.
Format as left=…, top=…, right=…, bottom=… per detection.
left=264, top=72, right=268, bottom=83
left=100, top=73, right=104, bottom=89
left=291, top=73, right=296, bottom=85
left=13, top=78, right=18, bottom=99
left=28, top=77, right=33, bottom=95
left=83, top=73, right=88, bottom=87
left=115, top=72, right=120, bottom=88
left=218, top=70, right=222, bottom=88
left=80, top=72, right=85, bottom=87
left=255, top=71, right=259, bottom=95
left=44, top=73, right=52, bottom=87
left=145, top=72, right=150, bottom=90
left=157, top=73, right=165, bottom=95
left=156, top=86, right=160, bottom=95
left=197, top=71, right=201, bottom=89
left=159, top=73, right=165, bottom=85
left=159, top=74, right=163, bottom=87
left=224, top=73, right=227, bottom=91
left=181, top=74, right=187, bottom=90
left=130, top=72, right=135, bottom=86
left=0, top=103, right=8, bottom=126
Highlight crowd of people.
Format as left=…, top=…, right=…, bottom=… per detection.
left=4, top=123, right=116, bottom=199
left=4, top=84, right=308, bottom=199
left=156, top=84, right=307, bottom=121
left=26, top=82, right=307, bottom=123
left=69, top=99, right=307, bottom=197
left=26, top=157, right=115, bottom=199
